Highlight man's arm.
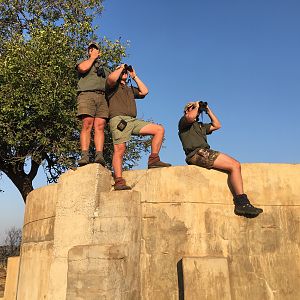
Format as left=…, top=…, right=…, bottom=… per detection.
left=106, top=64, right=125, bottom=88
left=77, top=48, right=99, bottom=73
left=206, top=106, right=221, bottom=132
left=128, top=68, right=149, bottom=97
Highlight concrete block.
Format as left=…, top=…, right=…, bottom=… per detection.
left=3, top=257, right=19, bottom=300
left=181, top=257, right=231, bottom=300
left=67, top=244, right=131, bottom=300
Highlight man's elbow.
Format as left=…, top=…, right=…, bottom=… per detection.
left=140, top=90, right=149, bottom=97
left=77, top=66, right=86, bottom=74
left=106, top=77, right=115, bottom=88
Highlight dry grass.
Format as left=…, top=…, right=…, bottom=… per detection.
left=0, top=266, right=6, bottom=297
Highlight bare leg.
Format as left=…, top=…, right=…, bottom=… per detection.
left=112, top=143, right=126, bottom=178
left=212, top=153, right=243, bottom=196
left=80, top=116, right=94, bottom=151
left=139, top=123, right=164, bottom=153
left=93, top=117, right=106, bottom=151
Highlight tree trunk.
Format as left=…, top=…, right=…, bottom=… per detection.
left=1, top=159, right=39, bottom=203
left=5, top=170, right=34, bottom=203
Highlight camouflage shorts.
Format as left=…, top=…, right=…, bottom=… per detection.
left=186, top=148, right=220, bottom=169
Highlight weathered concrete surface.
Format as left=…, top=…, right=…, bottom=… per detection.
left=124, top=164, right=300, bottom=300
left=17, top=183, right=57, bottom=300
left=66, top=190, right=141, bottom=300
left=47, top=164, right=112, bottom=300
left=8, top=163, right=300, bottom=300
left=3, top=257, right=19, bottom=300
left=181, top=257, right=231, bottom=300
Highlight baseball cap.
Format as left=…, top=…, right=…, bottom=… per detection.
left=184, top=102, right=197, bottom=112
left=88, top=41, right=100, bottom=50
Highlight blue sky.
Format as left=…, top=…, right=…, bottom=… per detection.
left=1, top=0, right=299, bottom=238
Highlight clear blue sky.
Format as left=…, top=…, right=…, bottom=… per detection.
left=1, top=0, right=299, bottom=238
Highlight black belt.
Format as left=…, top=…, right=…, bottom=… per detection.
left=78, top=90, right=105, bottom=95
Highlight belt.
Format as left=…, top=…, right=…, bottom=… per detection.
left=77, top=90, right=105, bottom=95
left=95, top=90, right=105, bottom=95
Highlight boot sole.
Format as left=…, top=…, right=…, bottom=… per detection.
left=78, top=162, right=89, bottom=167
left=114, top=186, right=132, bottom=191
left=234, top=209, right=262, bottom=218
left=148, top=165, right=171, bottom=169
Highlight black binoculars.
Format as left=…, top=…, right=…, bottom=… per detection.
left=124, top=64, right=133, bottom=72
left=198, top=101, right=208, bottom=113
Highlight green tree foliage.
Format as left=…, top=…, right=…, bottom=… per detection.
left=0, top=0, right=151, bottom=202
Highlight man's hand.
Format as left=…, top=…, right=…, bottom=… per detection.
left=77, top=48, right=100, bottom=73
left=128, top=67, right=137, bottom=79
left=115, top=64, right=125, bottom=70
left=89, top=48, right=100, bottom=60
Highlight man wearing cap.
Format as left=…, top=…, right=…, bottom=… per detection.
left=178, top=101, right=263, bottom=217
left=106, top=64, right=171, bottom=190
left=76, top=41, right=111, bottom=166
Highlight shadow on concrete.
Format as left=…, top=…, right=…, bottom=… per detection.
left=177, top=259, right=184, bottom=300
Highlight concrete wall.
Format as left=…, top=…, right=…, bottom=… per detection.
left=124, top=164, right=300, bottom=299
left=3, top=257, right=19, bottom=300
left=7, top=163, right=299, bottom=299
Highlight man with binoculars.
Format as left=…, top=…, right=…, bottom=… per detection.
left=178, top=101, right=263, bottom=217
left=76, top=41, right=111, bottom=166
left=106, top=64, right=171, bottom=190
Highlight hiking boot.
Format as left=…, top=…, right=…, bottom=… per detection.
left=94, top=151, right=106, bottom=167
left=148, top=154, right=172, bottom=169
left=233, top=194, right=263, bottom=217
left=114, top=177, right=131, bottom=191
left=77, top=152, right=89, bottom=166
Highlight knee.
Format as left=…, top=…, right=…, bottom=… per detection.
left=94, top=123, right=105, bottom=132
left=233, top=160, right=241, bottom=171
left=82, top=120, right=93, bottom=131
left=94, top=118, right=106, bottom=131
left=114, top=144, right=126, bottom=156
left=156, top=125, right=165, bottom=135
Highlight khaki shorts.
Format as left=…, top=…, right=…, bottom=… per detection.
left=109, top=116, right=151, bottom=144
left=187, top=148, right=220, bottom=169
left=77, top=91, right=109, bottom=118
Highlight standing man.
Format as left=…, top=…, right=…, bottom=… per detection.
left=178, top=101, right=263, bottom=217
left=76, top=41, right=111, bottom=166
left=106, top=64, right=171, bottom=190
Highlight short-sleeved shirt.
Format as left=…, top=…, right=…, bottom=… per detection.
left=76, top=58, right=111, bottom=92
left=178, top=116, right=212, bottom=159
left=106, top=81, right=145, bottom=118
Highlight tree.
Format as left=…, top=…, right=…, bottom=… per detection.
left=0, top=1, right=151, bottom=202
left=0, top=227, right=22, bottom=265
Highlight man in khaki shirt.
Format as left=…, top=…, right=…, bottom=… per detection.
left=76, top=42, right=111, bottom=166
left=106, top=64, right=171, bottom=190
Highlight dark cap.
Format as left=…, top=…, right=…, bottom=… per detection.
left=88, top=41, right=100, bottom=50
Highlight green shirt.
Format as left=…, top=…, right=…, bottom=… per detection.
left=76, top=58, right=111, bottom=92
left=178, top=116, right=212, bottom=158
left=106, top=81, right=145, bottom=118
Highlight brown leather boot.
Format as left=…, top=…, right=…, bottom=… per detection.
left=148, top=154, right=171, bottom=169
left=94, top=151, right=106, bottom=166
left=114, top=177, right=131, bottom=190
left=77, top=151, right=89, bottom=166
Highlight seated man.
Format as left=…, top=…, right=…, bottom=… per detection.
left=106, top=64, right=171, bottom=190
left=178, top=101, right=263, bottom=217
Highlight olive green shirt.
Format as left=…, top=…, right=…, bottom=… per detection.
left=76, top=58, right=111, bottom=92
left=178, top=116, right=212, bottom=158
left=106, top=81, right=145, bottom=118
